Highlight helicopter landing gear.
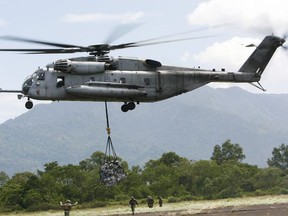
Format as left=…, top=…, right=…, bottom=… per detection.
left=25, top=99, right=33, bottom=109
left=121, top=102, right=136, bottom=112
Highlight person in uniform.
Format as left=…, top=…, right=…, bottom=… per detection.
left=129, top=196, right=139, bottom=215
left=158, top=196, right=163, bottom=207
left=60, top=199, right=78, bottom=216
left=147, top=196, right=154, bottom=208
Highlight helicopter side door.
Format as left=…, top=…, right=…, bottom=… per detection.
left=42, top=71, right=68, bottom=100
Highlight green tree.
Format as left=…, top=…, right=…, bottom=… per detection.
left=211, top=139, right=245, bottom=165
left=0, top=171, right=9, bottom=188
left=0, top=172, right=34, bottom=210
left=159, top=152, right=182, bottom=167
left=37, top=162, right=83, bottom=204
left=119, top=165, right=149, bottom=199
left=254, top=167, right=283, bottom=192
left=189, top=160, right=221, bottom=196
left=267, top=143, right=288, bottom=170
left=142, top=152, right=190, bottom=197
left=21, top=175, right=44, bottom=210
left=79, top=151, right=105, bottom=171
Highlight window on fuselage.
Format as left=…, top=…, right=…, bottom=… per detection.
left=56, top=76, right=65, bottom=88
left=120, top=77, right=126, bottom=83
left=144, top=78, right=150, bottom=85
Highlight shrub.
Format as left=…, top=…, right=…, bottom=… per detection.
left=167, top=196, right=180, bottom=203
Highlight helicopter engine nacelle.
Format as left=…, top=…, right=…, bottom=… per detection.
left=54, top=59, right=106, bottom=74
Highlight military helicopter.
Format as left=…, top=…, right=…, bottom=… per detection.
left=0, top=31, right=285, bottom=112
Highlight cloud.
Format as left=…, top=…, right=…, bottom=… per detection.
left=0, top=18, right=8, bottom=27
left=61, top=12, right=144, bottom=24
left=187, top=0, right=288, bottom=35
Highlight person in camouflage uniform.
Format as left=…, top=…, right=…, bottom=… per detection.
left=147, top=196, right=154, bottom=208
left=158, top=196, right=163, bottom=207
left=60, top=200, right=78, bottom=216
left=129, top=196, right=139, bottom=215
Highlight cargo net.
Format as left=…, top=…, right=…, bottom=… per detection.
left=99, top=102, right=127, bottom=187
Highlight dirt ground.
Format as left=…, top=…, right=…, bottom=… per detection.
left=114, top=203, right=288, bottom=216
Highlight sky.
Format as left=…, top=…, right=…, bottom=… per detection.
left=0, top=0, right=288, bottom=123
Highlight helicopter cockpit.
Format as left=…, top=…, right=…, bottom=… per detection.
left=22, top=72, right=35, bottom=95
left=22, top=69, right=45, bottom=95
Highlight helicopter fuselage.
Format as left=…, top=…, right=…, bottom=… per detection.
left=23, top=56, right=259, bottom=105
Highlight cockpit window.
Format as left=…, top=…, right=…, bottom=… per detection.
left=22, top=77, right=33, bottom=94
left=22, top=71, right=38, bottom=95
left=24, top=78, right=33, bottom=86
left=37, top=72, right=45, bottom=80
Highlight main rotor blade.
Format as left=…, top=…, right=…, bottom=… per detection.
left=121, top=23, right=230, bottom=46
left=108, top=24, right=229, bottom=51
left=0, top=24, right=226, bottom=55
left=0, top=35, right=217, bottom=54
left=110, top=35, right=217, bottom=50
left=105, top=23, right=142, bottom=44
left=0, top=35, right=83, bottom=48
left=0, top=48, right=84, bottom=54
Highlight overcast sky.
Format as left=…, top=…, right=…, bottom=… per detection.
left=0, top=0, right=288, bottom=123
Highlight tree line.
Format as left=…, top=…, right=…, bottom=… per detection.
left=1, top=139, right=288, bottom=212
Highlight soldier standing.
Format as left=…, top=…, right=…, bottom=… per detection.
left=129, top=196, right=139, bottom=215
left=147, top=196, right=154, bottom=208
left=158, top=196, right=163, bottom=207
left=60, top=200, right=78, bottom=216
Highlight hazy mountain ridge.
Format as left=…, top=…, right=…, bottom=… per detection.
left=1, top=86, right=288, bottom=176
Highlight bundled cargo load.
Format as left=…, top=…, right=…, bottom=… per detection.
left=99, top=102, right=127, bottom=186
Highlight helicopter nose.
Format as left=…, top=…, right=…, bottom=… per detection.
left=22, top=77, right=33, bottom=95
left=22, top=84, right=30, bottom=95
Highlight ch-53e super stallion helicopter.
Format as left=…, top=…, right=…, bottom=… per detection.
left=0, top=31, right=285, bottom=112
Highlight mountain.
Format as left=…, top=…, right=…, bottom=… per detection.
left=1, top=86, right=288, bottom=176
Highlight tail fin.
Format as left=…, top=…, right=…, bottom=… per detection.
left=238, top=35, right=285, bottom=75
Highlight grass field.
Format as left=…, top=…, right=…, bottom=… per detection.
left=2, top=195, right=288, bottom=216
